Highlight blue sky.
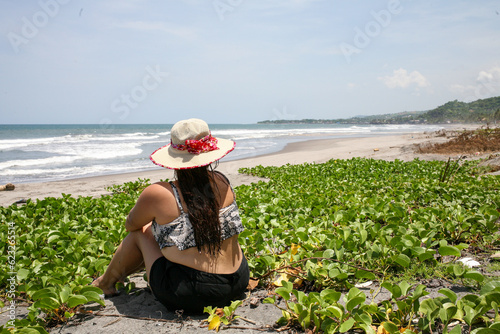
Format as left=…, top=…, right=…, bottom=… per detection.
left=1, top=0, right=499, bottom=124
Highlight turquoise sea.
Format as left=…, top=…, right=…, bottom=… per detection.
left=0, top=123, right=443, bottom=184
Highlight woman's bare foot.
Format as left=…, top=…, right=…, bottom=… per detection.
left=92, top=276, right=119, bottom=297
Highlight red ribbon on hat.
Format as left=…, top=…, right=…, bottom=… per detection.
left=171, top=134, right=219, bottom=154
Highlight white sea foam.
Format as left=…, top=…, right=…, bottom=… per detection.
left=213, top=124, right=436, bottom=141
left=87, top=134, right=160, bottom=142
left=157, top=131, right=170, bottom=136
left=2, top=163, right=154, bottom=178
left=0, top=155, right=79, bottom=170
left=44, top=142, right=144, bottom=159
left=0, top=133, right=162, bottom=151
left=0, top=136, right=65, bottom=150
left=0, top=123, right=443, bottom=184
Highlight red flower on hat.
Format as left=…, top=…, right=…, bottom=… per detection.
left=171, top=134, right=219, bottom=154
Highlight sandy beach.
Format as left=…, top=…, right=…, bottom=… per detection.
left=0, top=131, right=453, bottom=208
left=3, top=128, right=494, bottom=333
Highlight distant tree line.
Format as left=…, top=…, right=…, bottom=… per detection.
left=259, top=96, right=500, bottom=125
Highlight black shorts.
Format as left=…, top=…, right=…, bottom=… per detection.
left=149, top=255, right=249, bottom=314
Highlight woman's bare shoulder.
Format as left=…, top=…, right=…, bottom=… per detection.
left=144, top=182, right=182, bottom=224
left=133, top=182, right=177, bottom=212
left=141, top=182, right=171, bottom=197
left=213, top=171, right=231, bottom=187
left=151, top=181, right=171, bottom=190
left=212, top=172, right=234, bottom=206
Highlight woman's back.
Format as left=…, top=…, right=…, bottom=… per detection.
left=153, top=172, right=244, bottom=274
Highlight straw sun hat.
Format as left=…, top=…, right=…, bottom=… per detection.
left=150, top=118, right=235, bottom=170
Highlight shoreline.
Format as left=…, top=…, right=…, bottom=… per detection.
left=0, top=131, right=456, bottom=207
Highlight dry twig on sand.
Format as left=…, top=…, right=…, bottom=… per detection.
left=417, top=126, right=500, bottom=154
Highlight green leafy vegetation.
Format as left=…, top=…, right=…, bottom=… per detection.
left=237, top=159, right=499, bottom=284
left=1, top=160, right=500, bottom=332
left=236, top=158, right=500, bottom=332
left=204, top=300, right=242, bottom=332
left=0, top=179, right=149, bottom=332
left=259, top=96, right=500, bottom=124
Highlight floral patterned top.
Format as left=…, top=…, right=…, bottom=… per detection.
left=151, top=182, right=244, bottom=250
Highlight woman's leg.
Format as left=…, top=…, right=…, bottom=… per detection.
left=92, top=223, right=163, bottom=296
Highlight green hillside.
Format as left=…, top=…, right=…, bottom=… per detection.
left=413, top=97, right=500, bottom=124
left=259, top=96, right=500, bottom=124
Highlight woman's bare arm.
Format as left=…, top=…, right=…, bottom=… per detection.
left=125, top=184, right=166, bottom=232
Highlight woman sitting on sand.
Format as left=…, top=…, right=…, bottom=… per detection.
left=93, top=118, right=249, bottom=313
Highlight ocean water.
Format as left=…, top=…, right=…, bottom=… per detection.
left=0, top=123, right=443, bottom=184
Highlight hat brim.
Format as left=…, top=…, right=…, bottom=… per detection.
left=150, top=137, right=235, bottom=170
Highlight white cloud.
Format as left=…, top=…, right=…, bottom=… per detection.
left=449, top=66, right=500, bottom=101
left=477, top=66, right=500, bottom=82
left=379, top=68, right=430, bottom=89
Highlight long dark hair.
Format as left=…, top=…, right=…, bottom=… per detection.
left=176, top=165, right=222, bottom=256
